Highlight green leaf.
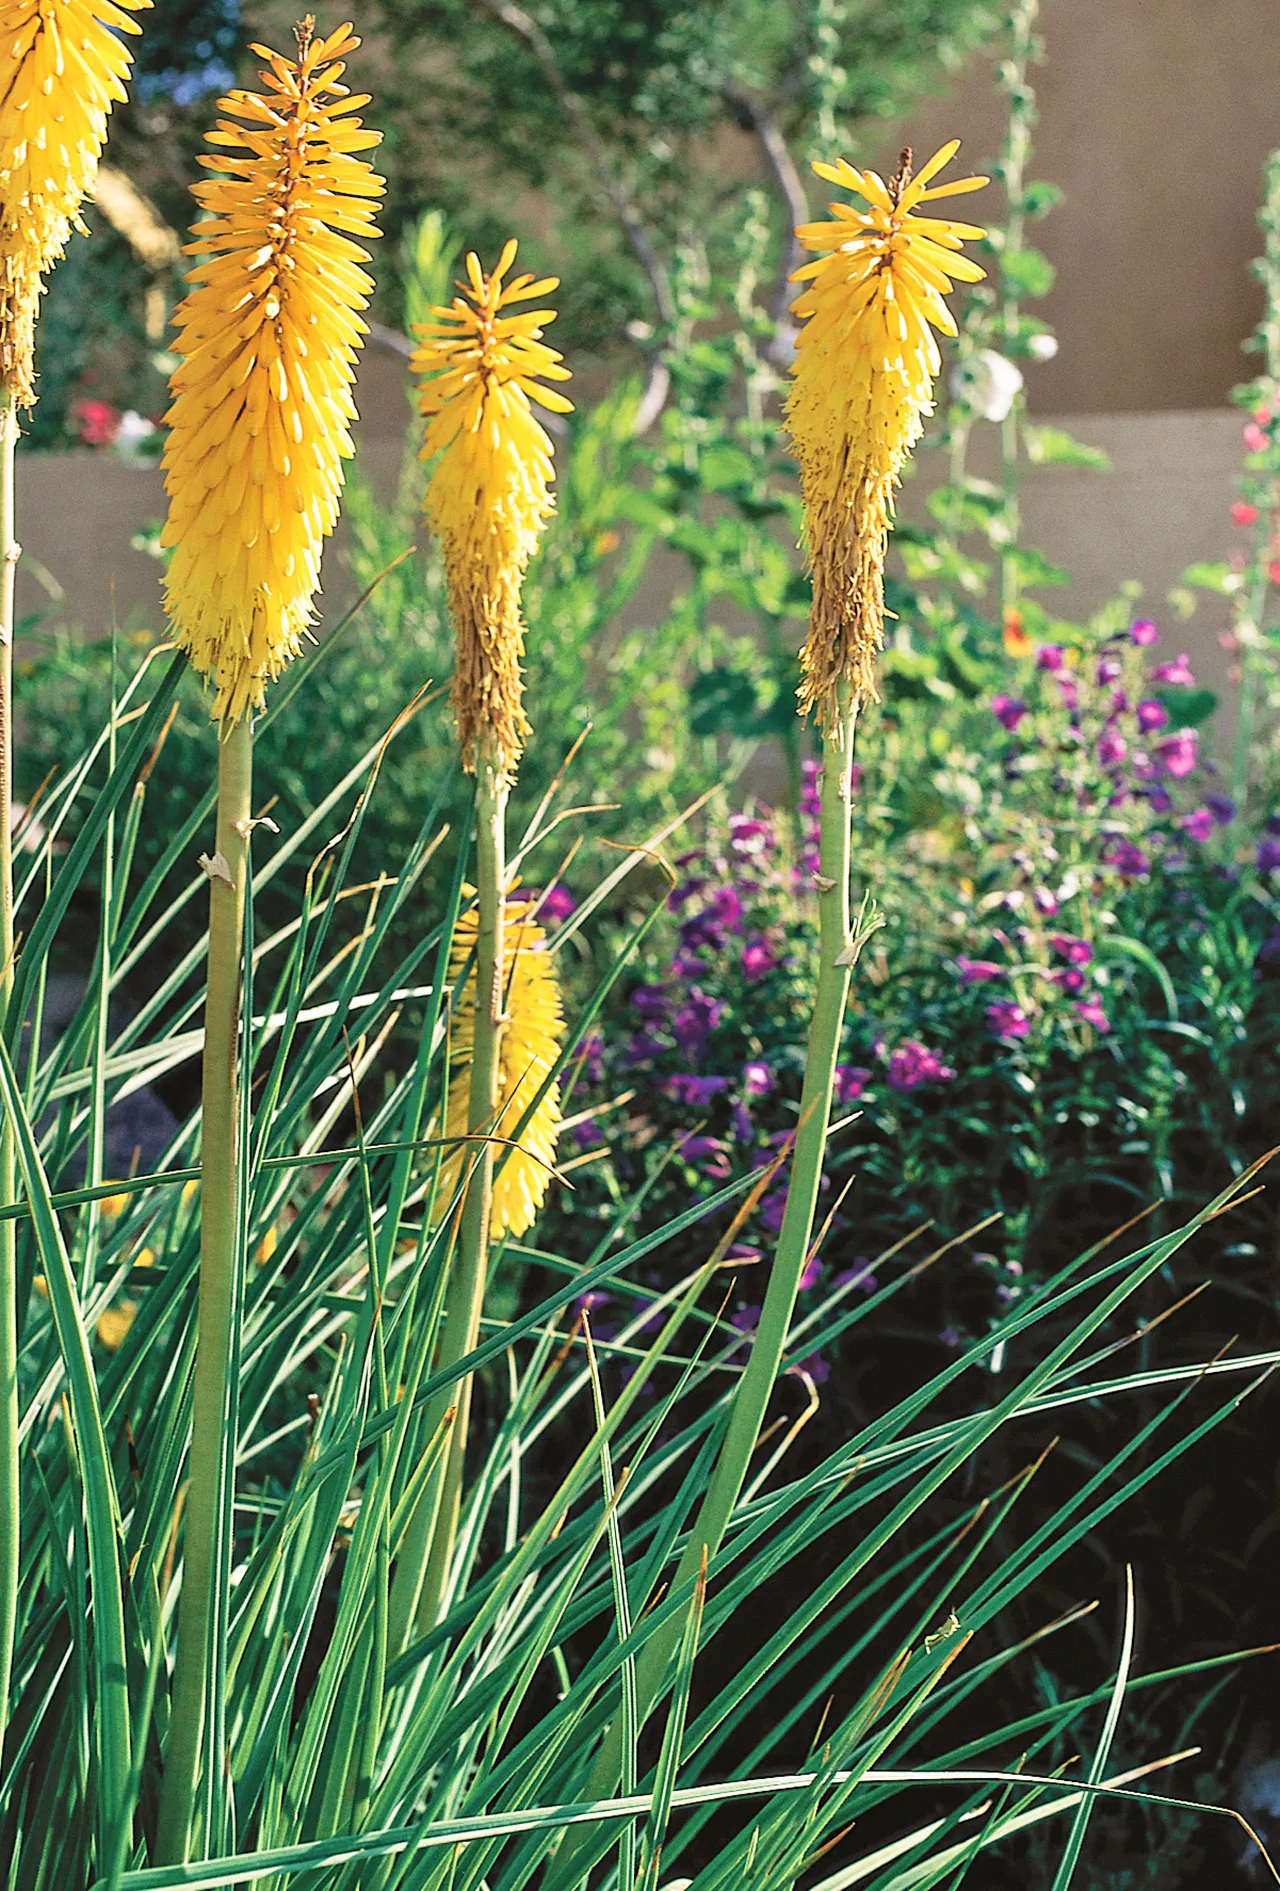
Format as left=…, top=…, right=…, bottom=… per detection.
left=1177, top=560, right=1234, bottom=593
left=687, top=666, right=762, bottom=737
left=1000, top=247, right=1056, bottom=298
left=1021, top=425, right=1110, bottom=471
left=1022, top=180, right=1064, bottom=218
left=1008, top=547, right=1070, bottom=589
left=1153, top=684, right=1218, bottom=728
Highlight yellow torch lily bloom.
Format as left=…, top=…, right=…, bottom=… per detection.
left=0, top=0, right=151, bottom=404
left=437, top=896, right=565, bottom=1239
left=412, top=241, right=572, bottom=784
left=786, top=140, right=987, bottom=733
left=160, top=18, right=384, bottom=724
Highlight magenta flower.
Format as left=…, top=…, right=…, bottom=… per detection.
left=1130, top=618, right=1159, bottom=646
left=986, top=1000, right=1032, bottom=1042
left=1232, top=500, right=1259, bottom=526
left=1049, top=932, right=1093, bottom=964
left=1096, top=655, right=1122, bottom=684
left=741, top=936, right=777, bottom=981
left=731, top=1100, right=753, bottom=1142
left=1157, top=729, right=1199, bottom=777
left=1105, top=840, right=1151, bottom=877
left=833, top=1064, right=872, bottom=1103
left=1074, top=999, right=1109, bottom=1031
left=1131, top=748, right=1156, bottom=780
left=535, top=885, right=576, bottom=922
left=1036, top=643, right=1064, bottom=671
left=956, top=955, right=1002, bottom=984
left=1049, top=966, right=1087, bottom=994
left=1257, top=837, right=1280, bottom=875
left=799, top=1253, right=822, bottom=1292
left=1033, top=887, right=1059, bottom=917
left=1057, top=675, right=1080, bottom=711
left=678, top=1133, right=725, bottom=1162
left=991, top=693, right=1029, bottom=732
left=1146, top=784, right=1173, bottom=813
left=1177, top=807, right=1214, bottom=843
left=1135, top=699, right=1169, bottom=732
left=728, top=814, right=775, bottom=855
left=1153, top=653, right=1195, bottom=687
left=1096, top=727, right=1127, bottom=767
left=1206, top=793, right=1236, bottom=826
left=886, top=1040, right=956, bottom=1091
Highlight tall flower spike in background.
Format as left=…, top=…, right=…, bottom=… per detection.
left=554, top=144, right=986, bottom=1866
left=155, top=19, right=383, bottom=1867
left=389, top=245, right=569, bottom=1655
left=0, top=0, right=150, bottom=405
left=786, top=140, right=987, bottom=733
left=161, top=18, right=384, bottom=726
left=437, top=897, right=564, bottom=1238
left=412, top=241, right=572, bottom=784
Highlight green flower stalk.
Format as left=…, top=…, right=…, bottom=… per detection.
left=553, top=143, right=986, bottom=1879
left=389, top=242, right=570, bottom=1649
left=153, top=23, right=382, bottom=1862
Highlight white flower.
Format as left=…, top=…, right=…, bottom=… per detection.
left=1026, top=331, right=1058, bottom=362
left=951, top=349, right=1025, bottom=422
left=114, top=409, right=158, bottom=459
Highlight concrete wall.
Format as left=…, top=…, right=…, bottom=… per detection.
left=862, top=0, right=1280, bottom=414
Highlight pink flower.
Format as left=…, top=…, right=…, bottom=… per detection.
left=956, top=955, right=1002, bottom=984
left=71, top=397, right=121, bottom=448
left=741, top=937, right=777, bottom=981
left=1096, top=727, right=1127, bottom=767
left=1244, top=421, right=1268, bottom=452
left=1129, top=618, right=1159, bottom=647
left=1232, top=500, right=1260, bottom=526
left=1057, top=675, right=1080, bottom=710
left=1152, top=653, right=1195, bottom=687
left=991, top=694, right=1029, bottom=732
left=1177, top=807, right=1214, bottom=843
left=833, top=1064, right=872, bottom=1103
left=1096, top=656, right=1122, bottom=684
left=1074, top=999, right=1109, bottom=1031
left=1033, top=887, right=1059, bottom=916
left=1105, top=840, right=1150, bottom=877
left=886, top=1040, right=956, bottom=1092
left=799, top=1254, right=823, bottom=1292
left=1049, top=966, right=1087, bottom=994
left=1136, top=699, right=1169, bottom=732
left=1049, top=933, right=1092, bottom=965
left=986, top=1000, right=1032, bottom=1042
left=1035, top=643, right=1064, bottom=671
left=534, top=885, right=576, bottom=922
left=1157, top=728, right=1199, bottom=778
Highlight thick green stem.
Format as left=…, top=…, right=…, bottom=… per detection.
left=0, top=393, right=18, bottom=1752
left=155, top=716, right=253, bottom=1866
left=387, top=762, right=507, bottom=1650
left=554, top=697, right=858, bottom=1880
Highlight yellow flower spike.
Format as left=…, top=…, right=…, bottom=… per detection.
left=786, top=141, right=987, bottom=734
left=160, top=18, right=384, bottom=725
left=0, top=0, right=150, bottom=404
left=436, top=896, right=565, bottom=1239
left=411, top=240, right=572, bottom=784
left=95, top=1247, right=154, bottom=1350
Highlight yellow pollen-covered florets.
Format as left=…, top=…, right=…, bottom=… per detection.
left=0, top=0, right=151, bottom=404
left=412, top=240, right=572, bottom=784
left=437, top=897, right=565, bottom=1239
left=160, top=18, right=384, bottom=725
left=786, top=140, right=987, bottom=734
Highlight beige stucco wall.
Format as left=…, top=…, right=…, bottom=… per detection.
left=14, top=405, right=1244, bottom=730
left=865, top=0, right=1280, bottom=413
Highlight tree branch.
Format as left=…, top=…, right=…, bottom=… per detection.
left=722, top=83, right=809, bottom=334
left=463, top=0, right=676, bottom=329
